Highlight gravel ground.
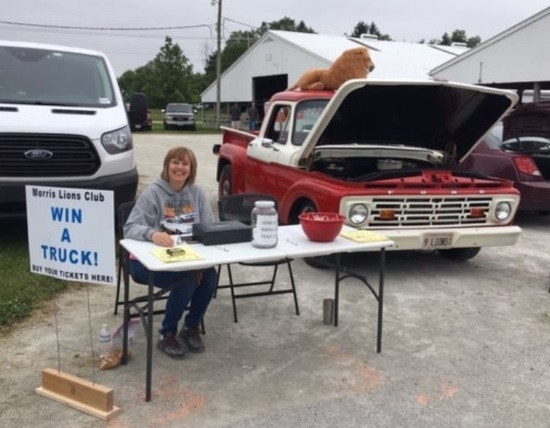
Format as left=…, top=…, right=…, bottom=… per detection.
left=1, top=133, right=549, bottom=428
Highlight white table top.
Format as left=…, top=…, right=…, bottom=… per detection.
left=120, top=225, right=394, bottom=272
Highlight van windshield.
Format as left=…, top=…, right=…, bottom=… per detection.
left=0, top=46, right=116, bottom=107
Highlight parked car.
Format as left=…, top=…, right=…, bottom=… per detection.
left=462, top=123, right=550, bottom=213
left=138, top=110, right=153, bottom=131
left=126, top=106, right=152, bottom=131
left=126, top=92, right=152, bottom=131
left=163, top=103, right=196, bottom=130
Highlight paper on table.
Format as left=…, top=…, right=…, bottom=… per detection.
left=150, top=244, right=204, bottom=263
left=340, top=229, right=389, bottom=243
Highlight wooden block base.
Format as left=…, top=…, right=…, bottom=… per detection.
left=36, top=368, right=121, bottom=420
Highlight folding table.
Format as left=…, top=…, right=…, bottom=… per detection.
left=120, top=225, right=393, bottom=402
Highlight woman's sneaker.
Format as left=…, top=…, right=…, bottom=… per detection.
left=157, top=332, right=190, bottom=359
left=179, top=326, right=205, bottom=353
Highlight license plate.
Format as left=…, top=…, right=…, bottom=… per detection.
left=422, top=233, right=453, bottom=249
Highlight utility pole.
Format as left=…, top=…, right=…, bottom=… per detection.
left=213, top=0, right=223, bottom=128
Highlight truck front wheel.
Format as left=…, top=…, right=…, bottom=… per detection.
left=291, top=200, right=317, bottom=222
left=219, top=165, right=233, bottom=198
left=438, top=247, right=481, bottom=261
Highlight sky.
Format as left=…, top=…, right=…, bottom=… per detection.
left=1, top=0, right=549, bottom=76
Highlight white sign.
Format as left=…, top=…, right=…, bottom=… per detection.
left=25, top=185, right=116, bottom=286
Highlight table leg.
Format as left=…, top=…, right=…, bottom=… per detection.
left=145, top=271, right=154, bottom=402
left=121, top=262, right=130, bottom=365
left=331, top=248, right=386, bottom=353
left=333, top=253, right=341, bottom=327
left=376, top=248, right=385, bottom=353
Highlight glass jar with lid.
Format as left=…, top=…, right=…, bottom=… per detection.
left=251, top=200, right=278, bottom=248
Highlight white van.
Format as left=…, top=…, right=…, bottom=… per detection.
left=0, top=40, right=138, bottom=218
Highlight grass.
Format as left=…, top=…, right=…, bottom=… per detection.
left=0, top=236, right=68, bottom=334
left=142, top=122, right=223, bottom=134
left=146, top=109, right=229, bottom=133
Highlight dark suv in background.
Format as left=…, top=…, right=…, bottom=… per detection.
left=163, top=103, right=196, bottom=130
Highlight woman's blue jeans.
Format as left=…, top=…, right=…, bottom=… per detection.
left=129, top=260, right=218, bottom=335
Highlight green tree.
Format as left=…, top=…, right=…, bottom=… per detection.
left=118, top=36, right=203, bottom=109
left=149, top=36, right=197, bottom=107
left=465, top=35, right=481, bottom=48
left=428, top=29, right=481, bottom=48
left=202, top=17, right=316, bottom=88
left=348, top=21, right=392, bottom=41
left=257, top=17, right=315, bottom=33
left=118, top=63, right=155, bottom=101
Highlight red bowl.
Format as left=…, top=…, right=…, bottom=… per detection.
left=298, top=212, right=346, bottom=242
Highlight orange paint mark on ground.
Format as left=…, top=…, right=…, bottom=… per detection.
left=417, top=394, right=430, bottom=405
left=141, top=373, right=181, bottom=401
left=326, top=345, right=348, bottom=360
left=108, top=417, right=129, bottom=428
left=359, top=364, right=382, bottom=388
left=150, top=387, right=207, bottom=425
left=351, top=364, right=383, bottom=394
left=325, top=346, right=383, bottom=393
left=441, top=384, right=459, bottom=398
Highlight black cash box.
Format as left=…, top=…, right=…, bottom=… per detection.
left=192, top=221, right=252, bottom=245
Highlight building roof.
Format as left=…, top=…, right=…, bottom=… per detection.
left=430, top=6, right=550, bottom=90
left=272, top=30, right=469, bottom=79
left=201, top=30, right=467, bottom=103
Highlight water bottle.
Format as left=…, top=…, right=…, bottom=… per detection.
left=98, top=323, right=112, bottom=358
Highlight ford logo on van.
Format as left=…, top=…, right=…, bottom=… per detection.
left=24, top=149, right=54, bottom=160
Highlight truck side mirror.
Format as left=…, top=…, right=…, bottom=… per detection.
left=260, top=138, right=274, bottom=148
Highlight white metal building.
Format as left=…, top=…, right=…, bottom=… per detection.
left=200, top=30, right=468, bottom=105
left=431, top=6, right=550, bottom=100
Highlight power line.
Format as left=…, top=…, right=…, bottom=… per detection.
left=0, top=17, right=260, bottom=37
left=224, top=17, right=258, bottom=30
left=0, top=19, right=214, bottom=33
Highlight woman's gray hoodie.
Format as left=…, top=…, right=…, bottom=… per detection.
left=123, top=178, right=214, bottom=242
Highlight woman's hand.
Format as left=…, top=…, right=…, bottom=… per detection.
left=151, top=231, right=174, bottom=247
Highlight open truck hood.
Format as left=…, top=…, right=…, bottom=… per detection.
left=301, top=79, right=519, bottom=164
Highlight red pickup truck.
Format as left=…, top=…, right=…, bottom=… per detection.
left=213, top=79, right=522, bottom=261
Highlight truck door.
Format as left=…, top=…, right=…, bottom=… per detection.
left=245, top=104, right=291, bottom=196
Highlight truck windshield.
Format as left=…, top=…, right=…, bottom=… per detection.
left=167, top=104, right=193, bottom=113
left=293, top=99, right=329, bottom=145
left=0, top=46, right=115, bottom=108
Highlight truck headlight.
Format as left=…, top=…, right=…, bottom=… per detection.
left=101, top=125, right=133, bottom=154
left=495, top=201, right=512, bottom=221
left=349, top=203, right=368, bottom=225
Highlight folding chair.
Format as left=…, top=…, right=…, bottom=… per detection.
left=217, top=193, right=300, bottom=322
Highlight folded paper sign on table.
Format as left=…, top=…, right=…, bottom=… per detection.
left=340, top=229, right=389, bottom=243
left=150, top=244, right=204, bottom=263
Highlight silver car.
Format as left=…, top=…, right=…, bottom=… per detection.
left=163, top=103, right=196, bottom=130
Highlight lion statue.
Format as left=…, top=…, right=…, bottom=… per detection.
left=288, top=46, right=375, bottom=91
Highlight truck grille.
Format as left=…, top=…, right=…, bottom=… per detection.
left=0, top=133, right=100, bottom=177
left=367, top=196, right=492, bottom=227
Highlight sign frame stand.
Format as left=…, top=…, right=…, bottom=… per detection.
left=36, top=368, right=120, bottom=420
